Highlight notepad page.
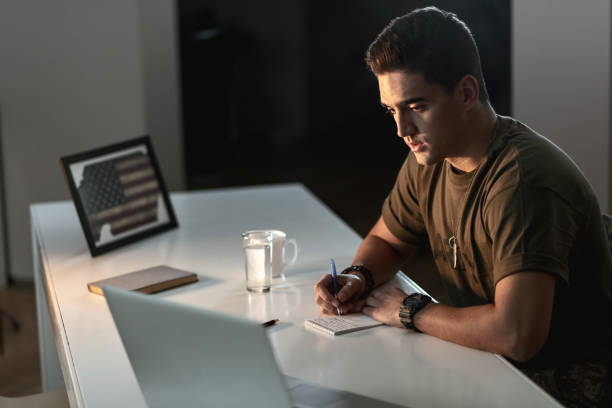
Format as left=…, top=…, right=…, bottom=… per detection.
left=304, top=314, right=382, bottom=336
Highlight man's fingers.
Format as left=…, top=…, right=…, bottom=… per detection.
left=339, top=299, right=365, bottom=314
left=320, top=302, right=338, bottom=315
left=315, top=294, right=338, bottom=314
left=314, top=275, right=337, bottom=305
left=336, top=285, right=357, bottom=303
left=322, top=308, right=337, bottom=316
left=336, top=276, right=364, bottom=303
left=350, top=299, right=366, bottom=312
left=314, top=273, right=371, bottom=313
left=314, top=295, right=329, bottom=308
left=341, top=303, right=355, bottom=314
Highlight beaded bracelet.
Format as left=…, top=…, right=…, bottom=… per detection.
left=341, top=264, right=375, bottom=299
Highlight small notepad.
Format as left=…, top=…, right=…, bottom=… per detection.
left=304, top=314, right=383, bottom=336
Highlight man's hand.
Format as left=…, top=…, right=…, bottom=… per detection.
left=314, top=273, right=366, bottom=315
left=313, top=216, right=416, bottom=316
left=362, top=286, right=407, bottom=328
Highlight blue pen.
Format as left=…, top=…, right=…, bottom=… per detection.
left=330, top=258, right=343, bottom=315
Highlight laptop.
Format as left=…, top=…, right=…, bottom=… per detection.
left=103, top=286, right=408, bottom=408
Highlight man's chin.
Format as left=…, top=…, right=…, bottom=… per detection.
left=413, top=152, right=440, bottom=166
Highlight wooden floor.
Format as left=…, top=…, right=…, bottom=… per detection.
left=0, top=282, right=42, bottom=397
left=0, top=147, right=448, bottom=397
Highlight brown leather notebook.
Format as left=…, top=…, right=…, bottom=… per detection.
left=87, top=265, right=199, bottom=296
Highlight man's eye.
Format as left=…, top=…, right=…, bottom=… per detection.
left=410, top=105, right=426, bottom=112
left=384, top=108, right=395, bottom=116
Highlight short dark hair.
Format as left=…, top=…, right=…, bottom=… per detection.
left=366, top=7, right=489, bottom=103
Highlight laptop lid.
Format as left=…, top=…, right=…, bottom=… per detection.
left=104, top=286, right=293, bottom=408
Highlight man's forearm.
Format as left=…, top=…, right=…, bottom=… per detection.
left=414, top=302, right=516, bottom=357
left=413, top=271, right=555, bottom=362
left=352, top=233, right=413, bottom=287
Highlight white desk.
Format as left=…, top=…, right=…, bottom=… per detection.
left=32, top=184, right=560, bottom=408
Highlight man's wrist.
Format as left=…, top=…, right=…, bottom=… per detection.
left=349, top=270, right=368, bottom=296
left=341, top=264, right=375, bottom=299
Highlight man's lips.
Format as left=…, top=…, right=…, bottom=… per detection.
left=409, top=142, right=424, bottom=152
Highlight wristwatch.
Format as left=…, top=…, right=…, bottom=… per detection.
left=399, top=293, right=432, bottom=332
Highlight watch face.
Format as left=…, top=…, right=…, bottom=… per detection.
left=403, top=293, right=431, bottom=308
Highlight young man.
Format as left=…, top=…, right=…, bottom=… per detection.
left=314, top=7, right=612, bottom=406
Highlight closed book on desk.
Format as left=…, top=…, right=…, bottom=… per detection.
left=304, top=314, right=382, bottom=336
left=87, top=265, right=198, bottom=296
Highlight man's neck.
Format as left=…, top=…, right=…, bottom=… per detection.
left=446, top=104, right=497, bottom=173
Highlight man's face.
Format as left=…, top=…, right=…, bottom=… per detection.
left=378, top=70, right=465, bottom=166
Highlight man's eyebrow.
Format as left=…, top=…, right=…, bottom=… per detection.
left=380, top=97, right=426, bottom=108
left=403, top=97, right=426, bottom=105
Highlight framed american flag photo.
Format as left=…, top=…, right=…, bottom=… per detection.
left=60, top=136, right=178, bottom=256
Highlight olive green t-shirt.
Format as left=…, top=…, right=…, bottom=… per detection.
left=382, top=115, right=612, bottom=368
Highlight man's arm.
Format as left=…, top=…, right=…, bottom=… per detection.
left=363, top=270, right=556, bottom=363
left=314, top=216, right=418, bottom=314
left=352, top=216, right=418, bottom=284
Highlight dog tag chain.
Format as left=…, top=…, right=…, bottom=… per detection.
left=448, top=169, right=477, bottom=270
left=448, top=236, right=457, bottom=269
left=448, top=118, right=497, bottom=270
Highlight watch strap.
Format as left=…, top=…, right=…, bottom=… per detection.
left=399, top=293, right=432, bottom=332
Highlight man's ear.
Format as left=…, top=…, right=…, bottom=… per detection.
left=457, top=74, right=479, bottom=109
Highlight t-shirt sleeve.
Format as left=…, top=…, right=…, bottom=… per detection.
left=484, top=184, right=585, bottom=286
left=381, top=156, right=427, bottom=245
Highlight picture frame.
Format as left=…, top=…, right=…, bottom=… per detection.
left=60, top=135, right=178, bottom=257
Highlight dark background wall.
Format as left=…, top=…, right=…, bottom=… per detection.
left=177, top=0, right=511, bottom=236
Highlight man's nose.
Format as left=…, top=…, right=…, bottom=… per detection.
left=396, top=112, right=417, bottom=140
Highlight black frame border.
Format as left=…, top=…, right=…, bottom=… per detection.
left=60, top=135, right=178, bottom=257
